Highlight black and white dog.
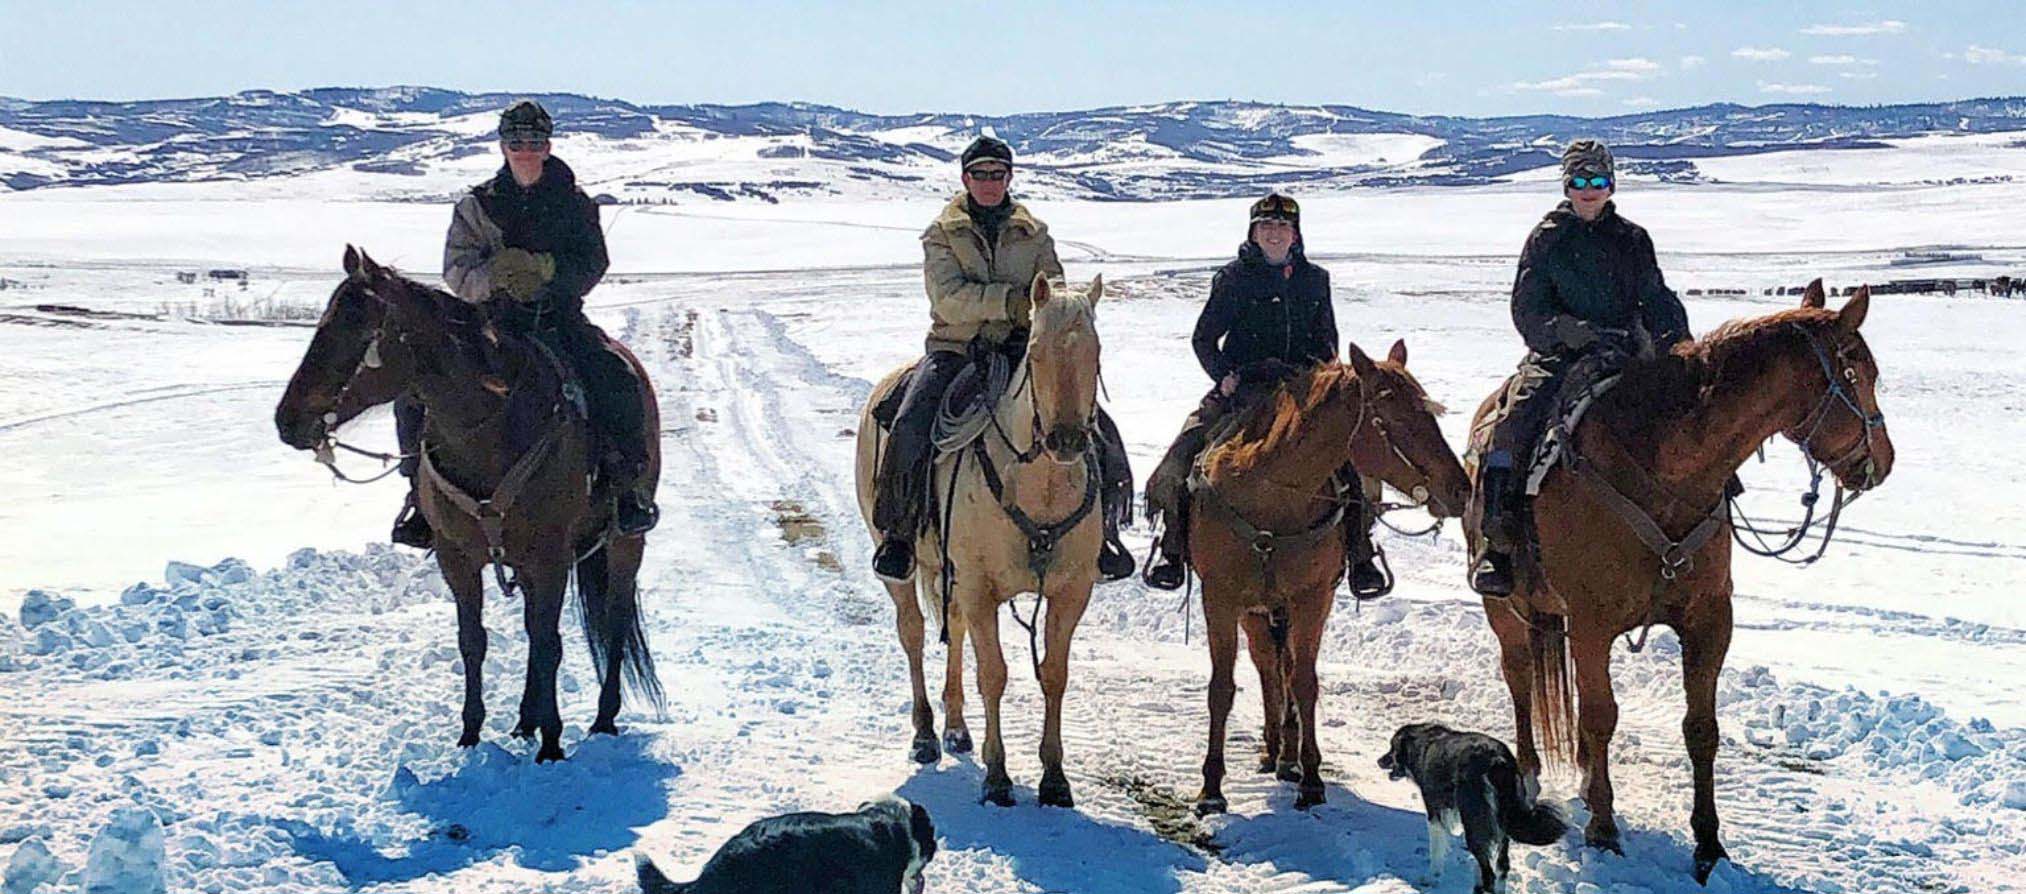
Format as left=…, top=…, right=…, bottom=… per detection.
left=636, top=795, right=937, bottom=894
left=1378, top=723, right=1568, bottom=893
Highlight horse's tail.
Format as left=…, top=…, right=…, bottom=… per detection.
left=634, top=854, right=689, bottom=894
left=575, top=544, right=667, bottom=715
left=1527, top=608, right=1578, bottom=769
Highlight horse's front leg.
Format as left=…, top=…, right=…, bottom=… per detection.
left=1680, top=593, right=1734, bottom=883
left=1194, top=592, right=1241, bottom=816
left=519, top=563, right=571, bottom=763
left=966, top=580, right=1015, bottom=806
left=1288, top=592, right=1334, bottom=809
left=1036, top=582, right=1092, bottom=808
left=1239, top=611, right=1287, bottom=774
left=1572, top=634, right=1622, bottom=851
left=1484, top=595, right=1541, bottom=777
left=436, top=546, right=488, bottom=748
left=886, top=577, right=940, bottom=764
left=941, top=594, right=973, bottom=755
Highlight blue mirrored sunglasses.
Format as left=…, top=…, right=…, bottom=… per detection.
left=1566, top=175, right=1613, bottom=190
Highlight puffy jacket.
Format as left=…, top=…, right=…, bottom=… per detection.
left=443, top=156, right=609, bottom=319
left=920, top=192, right=1064, bottom=353
left=1510, top=200, right=1690, bottom=355
left=1191, top=241, right=1337, bottom=382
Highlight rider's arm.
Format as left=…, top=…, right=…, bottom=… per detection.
left=540, top=194, right=610, bottom=316
left=1510, top=226, right=1567, bottom=354
left=1632, top=227, right=1692, bottom=347
left=1308, top=267, right=1340, bottom=364
left=922, top=224, right=1015, bottom=326
left=442, top=195, right=495, bottom=304
left=1192, top=270, right=1237, bottom=380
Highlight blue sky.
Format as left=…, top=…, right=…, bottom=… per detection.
left=2, top=1, right=2022, bottom=116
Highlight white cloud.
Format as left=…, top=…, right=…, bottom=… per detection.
left=1841, top=71, right=1880, bottom=80
left=1604, top=57, right=1662, bottom=73
left=1759, top=81, right=1833, bottom=95
left=1511, top=57, right=1663, bottom=93
left=1965, top=45, right=2026, bottom=65
left=1554, top=21, right=1631, bottom=32
left=1809, top=55, right=1878, bottom=66
left=1801, top=20, right=1907, bottom=36
left=1680, top=55, right=1706, bottom=69
left=1733, top=47, right=1792, bottom=62
left=1623, top=96, right=1661, bottom=107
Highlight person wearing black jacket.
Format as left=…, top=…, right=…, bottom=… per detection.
left=390, top=99, right=656, bottom=549
left=1470, top=139, right=1693, bottom=596
left=1142, top=193, right=1386, bottom=594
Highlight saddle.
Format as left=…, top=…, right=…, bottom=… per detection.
left=1466, top=358, right=1622, bottom=495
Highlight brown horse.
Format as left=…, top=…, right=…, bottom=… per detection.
left=854, top=274, right=1105, bottom=808
left=1468, top=282, right=1893, bottom=880
left=275, top=247, right=664, bottom=763
left=1190, top=341, right=1471, bottom=816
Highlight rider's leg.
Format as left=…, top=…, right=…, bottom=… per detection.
left=1144, top=391, right=1224, bottom=590
left=390, top=394, right=433, bottom=548
left=1092, top=407, right=1136, bottom=582
left=872, top=351, right=968, bottom=581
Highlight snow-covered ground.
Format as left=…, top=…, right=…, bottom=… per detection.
left=2, top=177, right=2024, bottom=893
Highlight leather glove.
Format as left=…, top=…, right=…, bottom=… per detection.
left=491, top=248, right=555, bottom=302
left=1552, top=316, right=1598, bottom=350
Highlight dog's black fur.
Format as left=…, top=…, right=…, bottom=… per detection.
left=1378, top=722, right=1569, bottom=893
left=636, top=796, right=937, bottom=894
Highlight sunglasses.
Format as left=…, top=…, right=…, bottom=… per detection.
left=965, top=168, right=1010, bottom=182
left=1566, top=175, right=1613, bottom=191
left=505, top=139, right=550, bottom=152
left=1255, top=195, right=1299, bottom=216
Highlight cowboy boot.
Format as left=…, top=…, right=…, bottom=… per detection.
left=1469, top=467, right=1517, bottom=596
left=604, top=453, right=659, bottom=536
left=391, top=485, right=434, bottom=550
left=1143, top=499, right=1189, bottom=591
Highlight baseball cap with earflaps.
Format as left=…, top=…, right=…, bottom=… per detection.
left=498, top=99, right=554, bottom=142
left=960, top=135, right=1013, bottom=171
left=1561, top=139, right=1614, bottom=180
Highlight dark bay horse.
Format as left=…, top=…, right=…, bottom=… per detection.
left=1467, top=282, right=1893, bottom=880
left=276, top=247, right=664, bottom=763
left=1189, top=341, right=1471, bottom=816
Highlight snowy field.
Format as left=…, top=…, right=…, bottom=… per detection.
left=2, top=177, right=2024, bottom=893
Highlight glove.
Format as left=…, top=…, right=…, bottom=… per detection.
left=1551, top=316, right=1598, bottom=351
left=490, top=248, right=555, bottom=302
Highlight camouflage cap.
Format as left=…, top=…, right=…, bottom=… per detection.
left=498, top=99, right=554, bottom=141
left=1561, top=139, right=1614, bottom=180
left=1249, top=191, right=1300, bottom=226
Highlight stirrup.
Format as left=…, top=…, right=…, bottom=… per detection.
left=1469, top=552, right=1514, bottom=597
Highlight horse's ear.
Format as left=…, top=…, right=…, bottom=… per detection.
left=1345, top=341, right=1378, bottom=380
left=357, top=249, right=385, bottom=280
left=1837, top=286, right=1871, bottom=333
left=1387, top=338, right=1408, bottom=367
left=1030, top=273, right=1052, bottom=309
left=1086, top=273, right=1103, bottom=306
left=343, top=245, right=365, bottom=282
left=1801, top=278, right=1826, bottom=309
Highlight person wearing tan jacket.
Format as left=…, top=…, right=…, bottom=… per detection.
left=872, top=137, right=1134, bottom=583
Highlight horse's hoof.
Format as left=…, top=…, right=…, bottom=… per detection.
left=1255, top=752, right=1279, bottom=774
left=1585, top=826, right=1624, bottom=856
left=1294, top=786, right=1326, bottom=810
left=456, top=732, right=480, bottom=748
left=942, top=728, right=973, bottom=755
left=1038, top=775, right=1074, bottom=808
left=511, top=723, right=537, bottom=740
left=909, top=737, right=941, bottom=765
left=535, top=744, right=567, bottom=764
left=1274, top=761, right=1303, bottom=784
left=588, top=720, right=620, bottom=737
left=1194, top=795, right=1227, bottom=817
left=979, top=780, right=1015, bottom=807
left=1693, top=843, right=1729, bottom=885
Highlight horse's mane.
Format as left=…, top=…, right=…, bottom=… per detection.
left=1031, top=287, right=1096, bottom=335
left=1206, top=363, right=1362, bottom=474
left=1595, top=306, right=1840, bottom=445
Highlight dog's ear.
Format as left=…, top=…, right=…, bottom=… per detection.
left=909, top=801, right=938, bottom=858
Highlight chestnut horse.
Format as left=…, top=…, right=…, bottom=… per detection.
left=854, top=274, right=1105, bottom=808
left=275, top=247, right=664, bottom=763
left=1189, top=341, right=1470, bottom=816
left=1468, top=282, right=1892, bottom=880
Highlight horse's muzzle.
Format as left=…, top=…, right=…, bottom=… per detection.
left=1042, top=426, right=1090, bottom=462
left=275, top=408, right=329, bottom=451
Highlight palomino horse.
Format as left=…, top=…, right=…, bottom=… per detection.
left=855, top=274, right=1106, bottom=808
left=1190, top=341, right=1471, bottom=816
left=1468, top=282, right=1892, bottom=881
left=275, top=247, right=665, bottom=763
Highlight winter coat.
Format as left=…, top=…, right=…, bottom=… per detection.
left=1191, top=241, right=1338, bottom=382
left=443, top=156, right=609, bottom=321
left=1510, top=200, right=1690, bottom=356
left=920, top=192, right=1064, bottom=353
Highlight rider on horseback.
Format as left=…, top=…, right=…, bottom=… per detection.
left=391, top=99, right=658, bottom=549
left=870, top=136, right=1135, bottom=584
left=1469, top=139, right=1692, bottom=596
left=1142, top=192, right=1388, bottom=595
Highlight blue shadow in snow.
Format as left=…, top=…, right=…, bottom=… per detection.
left=279, top=734, right=678, bottom=887
left=897, top=762, right=1207, bottom=894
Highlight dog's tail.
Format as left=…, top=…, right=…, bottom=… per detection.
left=634, top=853, right=690, bottom=894
left=1492, top=761, right=1569, bottom=846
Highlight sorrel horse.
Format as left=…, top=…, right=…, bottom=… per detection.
left=855, top=274, right=1105, bottom=808
left=1189, top=341, right=1470, bottom=815
left=1468, top=282, right=1892, bottom=880
left=275, top=247, right=664, bottom=763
